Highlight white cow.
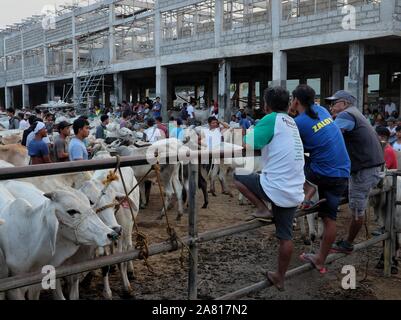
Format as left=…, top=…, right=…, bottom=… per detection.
left=117, top=138, right=185, bottom=220
left=0, top=180, right=118, bottom=300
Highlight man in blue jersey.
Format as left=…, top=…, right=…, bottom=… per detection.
left=292, top=85, right=350, bottom=273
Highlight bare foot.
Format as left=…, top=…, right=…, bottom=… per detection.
left=299, top=253, right=327, bottom=274
left=253, top=209, right=273, bottom=219
left=267, top=272, right=285, bottom=291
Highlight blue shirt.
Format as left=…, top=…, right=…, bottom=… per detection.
left=153, top=102, right=162, bottom=118
left=28, top=139, right=49, bottom=158
left=239, top=118, right=251, bottom=130
left=69, top=137, right=88, bottom=161
left=170, top=127, right=184, bottom=141
left=295, top=104, right=351, bottom=178
left=335, top=112, right=356, bottom=132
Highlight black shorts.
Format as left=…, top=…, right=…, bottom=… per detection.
left=304, top=162, right=348, bottom=221
left=234, top=173, right=297, bottom=241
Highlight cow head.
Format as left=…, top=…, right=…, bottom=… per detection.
left=44, top=190, right=118, bottom=247
left=80, top=180, right=123, bottom=236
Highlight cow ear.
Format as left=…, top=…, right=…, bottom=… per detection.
left=43, top=192, right=56, bottom=201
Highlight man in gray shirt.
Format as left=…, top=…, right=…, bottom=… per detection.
left=7, top=108, right=20, bottom=130
left=54, top=121, right=72, bottom=162
left=96, top=115, right=109, bottom=140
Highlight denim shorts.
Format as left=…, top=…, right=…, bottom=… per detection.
left=305, top=163, right=348, bottom=221
left=234, top=173, right=297, bottom=241
left=349, top=166, right=382, bottom=217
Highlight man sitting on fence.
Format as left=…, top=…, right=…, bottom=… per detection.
left=233, top=86, right=305, bottom=291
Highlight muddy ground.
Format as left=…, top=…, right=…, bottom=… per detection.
left=75, top=177, right=401, bottom=300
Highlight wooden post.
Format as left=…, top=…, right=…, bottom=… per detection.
left=188, top=162, right=199, bottom=300
left=384, top=173, right=396, bottom=277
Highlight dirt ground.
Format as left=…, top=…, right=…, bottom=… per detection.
left=76, top=177, right=401, bottom=300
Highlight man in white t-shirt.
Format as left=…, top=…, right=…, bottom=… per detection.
left=144, top=118, right=163, bottom=143
left=233, top=86, right=305, bottom=291
left=186, top=101, right=196, bottom=124
left=385, top=99, right=397, bottom=118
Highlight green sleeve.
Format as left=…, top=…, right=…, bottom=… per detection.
left=244, top=113, right=276, bottom=150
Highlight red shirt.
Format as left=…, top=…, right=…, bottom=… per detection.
left=384, top=145, right=398, bottom=169
left=157, top=123, right=168, bottom=138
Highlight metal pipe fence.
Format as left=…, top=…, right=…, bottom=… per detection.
left=0, top=153, right=398, bottom=300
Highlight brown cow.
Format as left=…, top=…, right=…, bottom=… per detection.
left=0, top=144, right=29, bottom=167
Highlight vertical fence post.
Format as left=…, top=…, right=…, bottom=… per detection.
left=188, top=163, right=199, bottom=300
left=384, top=173, right=396, bottom=277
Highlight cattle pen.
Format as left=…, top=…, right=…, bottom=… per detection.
left=0, top=149, right=398, bottom=300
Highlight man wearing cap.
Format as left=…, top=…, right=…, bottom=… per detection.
left=54, top=121, right=72, bottom=162
left=328, top=90, right=384, bottom=254
left=27, top=122, right=51, bottom=165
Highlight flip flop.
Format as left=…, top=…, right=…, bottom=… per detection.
left=299, top=253, right=328, bottom=274
left=245, top=214, right=274, bottom=223
left=266, top=272, right=285, bottom=292
left=299, top=199, right=327, bottom=213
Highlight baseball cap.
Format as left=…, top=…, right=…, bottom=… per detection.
left=326, top=90, right=356, bottom=105
left=58, top=121, right=72, bottom=130
left=33, top=122, right=46, bottom=135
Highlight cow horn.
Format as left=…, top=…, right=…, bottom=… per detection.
left=0, top=219, right=5, bottom=225
left=43, top=192, right=56, bottom=201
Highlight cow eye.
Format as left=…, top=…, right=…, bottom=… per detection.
left=67, top=209, right=80, bottom=216
left=89, top=200, right=95, bottom=206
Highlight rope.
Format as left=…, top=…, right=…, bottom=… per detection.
left=116, top=156, right=155, bottom=275
left=153, top=161, right=194, bottom=268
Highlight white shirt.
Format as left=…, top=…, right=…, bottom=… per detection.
left=385, top=103, right=397, bottom=115
left=187, top=105, right=195, bottom=119
left=202, top=128, right=222, bottom=150
left=393, top=141, right=401, bottom=152
left=144, top=126, right=162, bottom=143
left=19, top=120, right=29, bottom=130
left=259, top=113, right=305, bottom=208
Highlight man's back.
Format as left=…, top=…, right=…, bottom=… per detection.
left=244, top=112, right=305, bottom=208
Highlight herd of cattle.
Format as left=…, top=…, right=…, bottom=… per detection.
left=0, top=113, right=400, bottom=300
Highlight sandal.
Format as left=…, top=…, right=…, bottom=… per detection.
left=299, top=253, right=328, bottom=274
left=299, top=199, right=327, bottom=212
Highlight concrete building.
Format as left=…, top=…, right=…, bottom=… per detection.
left=0, top=0, right=401, bottom=120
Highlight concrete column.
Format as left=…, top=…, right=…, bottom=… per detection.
left=272, top=49, right=287, bottom=88
left=5, top=86, right=11, bottom=109
left=154, top=11, right=161, bottom=57
left=271, top=0, right=282, bottom=39
left=22, top=84, right=29, bottom=109
left=156, top=64, right=168, bottom=121
left=212, top=74, right=218, bottom=102
left=113, top=73, right=124, bottom=104
left=218, top=59, right=231, bottom=122
left=214, top=0, right=223, bottom=47
left=348, top=42, right=365, bottom=111
left=72, top=14, right=80, bottom=104
left=109, top=3, right=116, bottom=63
left=47, top=82, right=55, bottom=102
left=332, top=62, right=342, bottom=93
left=21, top=31, right=25, bottom=81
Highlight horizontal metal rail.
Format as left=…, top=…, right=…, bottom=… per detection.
left=216, top=233, right=389, bottom=300
left=0, top=190, right=388, bottom=293
left=0, top=149, right=257, bottom=181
